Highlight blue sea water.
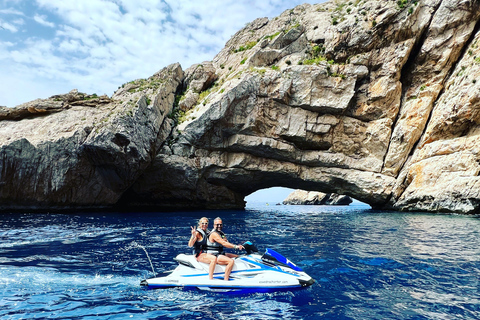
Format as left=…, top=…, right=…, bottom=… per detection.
left=1, top=203, right=480, bottom=319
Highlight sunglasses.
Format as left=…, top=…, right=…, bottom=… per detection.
left=215, top=224, right=223, bottom=226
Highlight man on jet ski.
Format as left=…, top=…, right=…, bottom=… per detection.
left=188, top=217, right=218, bottom=280
left=207, top=217, right=244, bottom=281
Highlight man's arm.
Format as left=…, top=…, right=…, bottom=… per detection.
left=210, top=233, right=243, bottom=250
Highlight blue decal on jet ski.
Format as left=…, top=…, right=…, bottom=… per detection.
left=181, top=268, right=265, bottom=278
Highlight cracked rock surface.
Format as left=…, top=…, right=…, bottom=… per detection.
left=2, top=0, right=480, bottom=213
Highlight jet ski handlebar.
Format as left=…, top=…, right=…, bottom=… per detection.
left=242, top=241, right=259, bottom=254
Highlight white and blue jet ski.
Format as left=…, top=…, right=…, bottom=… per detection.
left=140, top=242, right=314, bottom=293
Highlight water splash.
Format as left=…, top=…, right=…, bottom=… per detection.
left=126, top=241, right=156, bottom=277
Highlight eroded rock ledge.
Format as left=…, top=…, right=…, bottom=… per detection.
left=283, top=190, right=353, bottom=206
left=1, top=0, right=480, bottom=213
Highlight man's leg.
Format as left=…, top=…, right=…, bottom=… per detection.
left=216, top=255, right=234, bottom=280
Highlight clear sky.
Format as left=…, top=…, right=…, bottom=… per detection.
left=245, top=187, right=295, bottom=204
left=0, top=0, right=323, bottom=107
left=245, top=187, right=369, bottom=206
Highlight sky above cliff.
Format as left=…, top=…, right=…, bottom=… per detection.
left=0, top=0, right=323, bottom=107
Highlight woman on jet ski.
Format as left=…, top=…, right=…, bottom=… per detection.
left=188, top=217, right=217, bottom=280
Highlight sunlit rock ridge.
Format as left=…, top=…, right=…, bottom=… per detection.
left=283, top=190, right=353, bottom=206
left=1, top=0, right=480, bottom=213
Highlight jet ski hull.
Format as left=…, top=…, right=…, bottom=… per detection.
left=140, top=250, right=314, bottom=293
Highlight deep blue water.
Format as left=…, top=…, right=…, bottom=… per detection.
left=1, top=204, right=480, bottom=319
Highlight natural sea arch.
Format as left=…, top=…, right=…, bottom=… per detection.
left=244, top=187, right=371, bottom=208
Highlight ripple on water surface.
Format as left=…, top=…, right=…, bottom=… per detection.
left=1, top=207, right=480, bottom=319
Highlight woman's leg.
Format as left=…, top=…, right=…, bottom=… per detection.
left=197, top=253, right=217, bottom=279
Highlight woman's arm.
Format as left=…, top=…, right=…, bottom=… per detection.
left=188, top=226, right=198, bottom=247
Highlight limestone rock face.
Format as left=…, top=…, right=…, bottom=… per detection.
left=0, top=64, right=182, bottom=210
left=283, top=190, right=352, bottom=205
left=178, top=61, right=218, bottom=112
left=2, top=0, right=480, bottom=213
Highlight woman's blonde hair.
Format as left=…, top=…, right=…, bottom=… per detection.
left=198, top=217, right=209, bottom=226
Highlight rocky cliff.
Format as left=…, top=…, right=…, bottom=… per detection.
left=283, top=190, right=353, bottom=205
left=2, top=0, right=480, bottom=213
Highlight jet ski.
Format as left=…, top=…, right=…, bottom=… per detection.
left=140, top=242, right=314, bottom=293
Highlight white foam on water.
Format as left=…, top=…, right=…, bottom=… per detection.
left=0, top=265, right=140, bottom=294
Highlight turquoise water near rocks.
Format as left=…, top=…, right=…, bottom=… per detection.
left=1, top=204, right=479, bottom=319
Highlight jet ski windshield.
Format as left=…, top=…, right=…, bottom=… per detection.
left=261, top=248, right=303, bottom=272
